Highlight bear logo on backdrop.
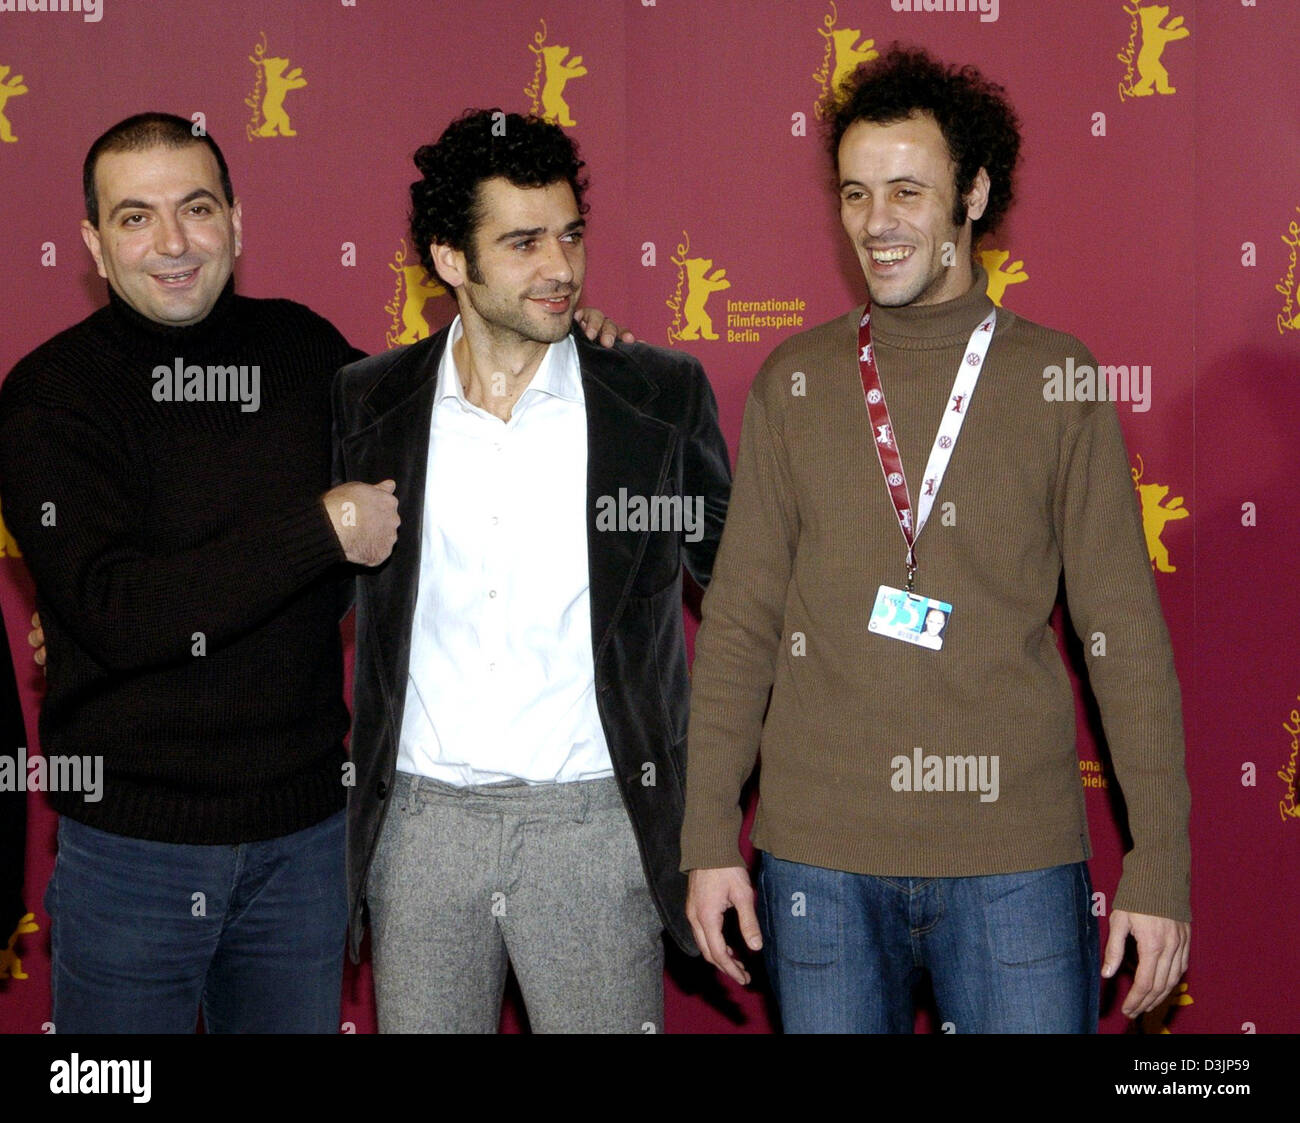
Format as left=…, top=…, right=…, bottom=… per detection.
left=1131, top=454, right=1188, bottom=574
left=0, top=63, right=26, bottom=142
left=1275, top=206, right=1300, bottom=335
left=384, top=239, right=447, bottom=349
left=1281, top=696, right=1300, bottom=823
left=1132, top=983, right=1194, bottom=1034
left=664, top=230, right=806, bottom=348
left=245, top=31, right=307, bottom=139
left=525, top=19, right=586, bottom=127
left=813, top=1, right=879, bottom=119
left=1117, top=2, right=1189, bottom=102
left=0, top=503, right=20, bottom=557
left=978, top=249, right=1029, bottom=307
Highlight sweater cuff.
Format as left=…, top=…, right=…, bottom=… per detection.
left=1112, top=853, right=1192, bottom=923
left=271, top=498, right=348, bottom=583
left=679, top=808, right=746, bottom=871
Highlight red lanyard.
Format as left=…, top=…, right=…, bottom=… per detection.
left=857, top=305, right=997, bottom=591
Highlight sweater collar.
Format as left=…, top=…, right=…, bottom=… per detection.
left=104, top=277, right=238, bottom=349
left=864, top=265, right=995, bottom=349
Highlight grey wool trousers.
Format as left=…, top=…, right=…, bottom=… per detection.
left=367, top=771, right=665, bottom=1033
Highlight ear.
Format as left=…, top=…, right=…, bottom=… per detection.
left=231, top=198, right=243, bottom=258
left=80, top=219, right=108, bottom=279
left=965, top=167, right=991, bottom=224
left=430, top=241, right=467, bottom=289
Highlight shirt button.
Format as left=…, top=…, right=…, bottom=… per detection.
left=488, top=590, right=497, bottom=599
left=490, top=516, right=500, bottom=526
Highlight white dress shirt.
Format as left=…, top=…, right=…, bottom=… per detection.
left=395, top=318, right=613, bottom=786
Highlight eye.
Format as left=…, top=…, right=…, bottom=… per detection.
left=561, top=230, right=584, bottom=245
left=841, top=189, right=866, bottom=203
left=187, top=203, right=213, bottom=216
left=121, top=213, right=148, bottom=227
left=512, top=238, right=535, bottom=252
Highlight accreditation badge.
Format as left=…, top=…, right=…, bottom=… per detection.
left=868, top=585, right=953, bottom=651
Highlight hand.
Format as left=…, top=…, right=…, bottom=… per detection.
left=323, top=480, right=400, bottom=567
left=686, top=866, right=763, bottom=985
left=574, top=306, right=636, bottom=347
left=28, top=611, right=45, bottom=674
left=1102, top=908, right=1190, bottom=1018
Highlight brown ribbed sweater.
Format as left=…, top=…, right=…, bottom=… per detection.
left=681, top=272, right=1191, bottom=922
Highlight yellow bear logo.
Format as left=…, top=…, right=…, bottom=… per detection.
left=0, top=65, right=28, bottom=143
left=0, top=913, right=38, bottom=981
left=827, top=28, right=878, bottom=97
left=1132, top=455, right=1189, bottom=573
left=678, top=258, right=731, bottom=342
left=1132, top=982, right=1194, bottom=1034
left=0, top=504, right=21, bottom=557
left=535, top=44, right=586, bottom=127
left=814, top=3, right=878, bottom=115
left=979, top=249, right=1028, bottom=307
left=252, top=55, right=307, bottom=137
left=396, top=266, right=446, bottom=344
left=1130, top=3, right=1188, bottom=97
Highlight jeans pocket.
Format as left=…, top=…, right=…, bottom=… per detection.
left=981, top=864, right=1084, bottom=966
left=761, top=854, right=841, bottom=966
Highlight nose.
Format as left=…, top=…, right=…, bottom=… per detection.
left=539, top=236, right=577, bottom=285
left=865, top=199, right=898, bottom=239
left=153, top=211, right=188, bottom=258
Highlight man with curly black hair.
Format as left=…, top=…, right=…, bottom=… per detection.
left=682, top=46, right=1190, bottom=1033
left=336, top=109, right=731, bottom=1033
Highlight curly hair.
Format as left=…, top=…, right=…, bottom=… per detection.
left=409, top=109, right=589, bottom=281
left=828, top=45, right=1021, bottom=242
left=84, top=113, right=234, bottom=227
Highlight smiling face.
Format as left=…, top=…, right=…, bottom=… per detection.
left=837, top=113, right=988, bottom=308
left=80, top=143, right=242, bottom=326
left=433, top=176, right=585, bottom=349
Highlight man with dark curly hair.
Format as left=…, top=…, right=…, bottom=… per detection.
left=335, top=109, right=731, bottom=1032
left=681, top=46, right=1190, bottom=1033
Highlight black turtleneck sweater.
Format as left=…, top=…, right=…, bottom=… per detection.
left=0, top=282, right=363, bottom=843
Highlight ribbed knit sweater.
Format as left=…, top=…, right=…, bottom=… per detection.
left=681, top=271, right=1191, bottom=922
left=0, top=282, right=362, bottom=843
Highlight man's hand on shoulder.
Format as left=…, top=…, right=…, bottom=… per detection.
left=686, top=866, right=762, bottom=986
left=574, top=307, right=636, bottom=348
left=1103, top=908, right=1190, bottom=1019
left=323, top=480, right=400, bottom=567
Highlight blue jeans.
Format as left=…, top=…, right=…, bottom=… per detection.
left=46, top=812, right=346, bottom=1033
left=757, top=853, right=1099, bottom=1033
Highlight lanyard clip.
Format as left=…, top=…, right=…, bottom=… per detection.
left=905, top=550, right=917, bottom=594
